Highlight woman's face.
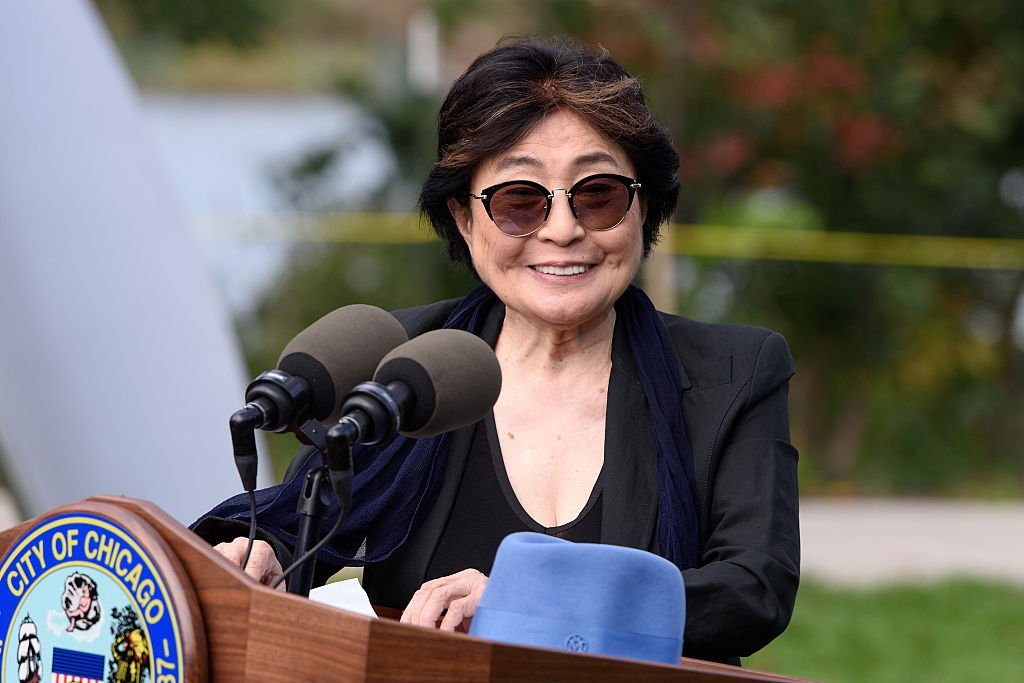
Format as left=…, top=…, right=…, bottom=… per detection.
left=451, top=109, right=644, bottom=332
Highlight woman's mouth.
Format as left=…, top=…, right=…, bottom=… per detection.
left=531, top=264, right=591, bottom=276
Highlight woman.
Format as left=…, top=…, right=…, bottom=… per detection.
left=196, top=35, right=799, bottom=664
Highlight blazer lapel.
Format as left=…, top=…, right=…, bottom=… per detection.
left=601, top=315, right=660, bottom=550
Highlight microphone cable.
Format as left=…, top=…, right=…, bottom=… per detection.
left=240, top=490, right=258, bottom=574
left=271, top=507, right=346, bottom=591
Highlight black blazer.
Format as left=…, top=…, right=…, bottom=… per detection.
left=195, top=294, right=799, bottom=664
left=362, top=297, right=800, bottom=663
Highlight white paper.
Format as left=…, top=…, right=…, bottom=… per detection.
left=308, top=579, right=378, bottom=618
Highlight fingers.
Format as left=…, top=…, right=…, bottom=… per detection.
left=213, top=537, right=247, bottom=565
left=438, top=591, right=480, bottom=633
left=213, top=538, right=284, bottom=589
left=401, top=568, right=488, bottom=632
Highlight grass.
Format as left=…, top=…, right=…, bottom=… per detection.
left=743, top=579, right=1024, bottom=682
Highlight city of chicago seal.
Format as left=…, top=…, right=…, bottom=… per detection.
left=0, top=513, right=184, bottom=683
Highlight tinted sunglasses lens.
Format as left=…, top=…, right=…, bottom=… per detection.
left=572, top=177, right=631, bottom=230
left=489, top=184, right=548, bottom=236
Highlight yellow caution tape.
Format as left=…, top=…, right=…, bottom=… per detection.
left=670, top=225, right=1024, bottom=270
left=191, top=214, right=1024, bottom=270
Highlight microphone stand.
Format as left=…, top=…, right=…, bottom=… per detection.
left=227, top=408, right=344, bottom=598
left=284, top=390, right=402, bottom=594
left=288, top=467, right=332, bottom=596
left=285, top=419, right=357, bottom=597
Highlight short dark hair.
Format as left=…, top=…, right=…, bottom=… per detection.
left=418, top=35, right=680, bottom=272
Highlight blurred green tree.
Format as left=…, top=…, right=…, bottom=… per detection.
left=101, top=0, right=1024, bottom=492
left=96, top=0, right=282, bottom=47
left=484, top=0, right=1024, bottom=493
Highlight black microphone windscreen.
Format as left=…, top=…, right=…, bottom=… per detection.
left=373, top=329, right=502, bottom=438
left=277, top=305, right=409, bottom=423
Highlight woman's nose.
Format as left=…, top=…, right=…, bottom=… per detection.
left=534, top=190, right=585, bottom=244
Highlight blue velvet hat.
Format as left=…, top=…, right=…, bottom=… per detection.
left=469, top=532, right=685, bottom=664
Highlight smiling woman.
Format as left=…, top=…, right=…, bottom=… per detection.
left=452, top=110, right=644, bottom=333
left=193, top=35, right=801, bottom=665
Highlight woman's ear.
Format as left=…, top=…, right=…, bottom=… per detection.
left=448, top=197, right=472, bottom=241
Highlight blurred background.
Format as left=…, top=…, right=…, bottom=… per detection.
left=3, top=1, right=1023, bottom=680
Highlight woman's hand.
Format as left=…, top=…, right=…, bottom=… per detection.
left=401, top=568, right=488, bottom=632
left=213, top=537, right=286, bottom=591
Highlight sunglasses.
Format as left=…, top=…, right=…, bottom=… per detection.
left=469, top=173, right=641, bottom=237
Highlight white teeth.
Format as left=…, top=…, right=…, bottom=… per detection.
left=533, top=264, right=589, bottom=276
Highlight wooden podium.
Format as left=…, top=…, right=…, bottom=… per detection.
left=0, top=497, right=807, bottom=682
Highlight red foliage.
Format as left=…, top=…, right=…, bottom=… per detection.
left=733, top=64, right=803, bottom=110
left=833, top=112, right=902, bottom=170
left=684, top=19, right=723, bottom=67
left=677, top=145, right=701, bottom=182
left=705, top=133, right=754, bottom=176
left=808, top=43, right=867, bottom=95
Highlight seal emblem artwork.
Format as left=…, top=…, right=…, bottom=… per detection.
left=15, top=616, right=41, bottom=683
left=565, top=634, right=589, bottom=653
left=61, top=572, right=102, bottom=633
left=109, top=606, right=150, bottom=683
left=0, top=513, right=184, bottom=683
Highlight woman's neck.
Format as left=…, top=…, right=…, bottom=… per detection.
left=495, top=307, right=616, bottom=374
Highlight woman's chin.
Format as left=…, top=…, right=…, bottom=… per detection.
left=507, top=298, right=616, bottom=332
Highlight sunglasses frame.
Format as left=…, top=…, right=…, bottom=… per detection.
left=469, top=173, right=641, bottom=238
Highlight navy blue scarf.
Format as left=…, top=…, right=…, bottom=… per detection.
left=202, top=286, right=699, bottom=571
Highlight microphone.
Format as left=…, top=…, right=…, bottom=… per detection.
left=230, top=304, right=409, bottom=490
left=277, top=328, right=502, bottom=596
left=331, top=329, right=503, bottom=448
left=250, top=304, right=410, bottom=431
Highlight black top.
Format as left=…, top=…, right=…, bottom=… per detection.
left=425, top=414, right=602, bottom=580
